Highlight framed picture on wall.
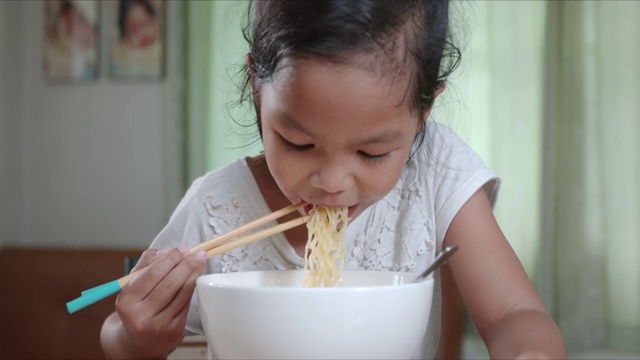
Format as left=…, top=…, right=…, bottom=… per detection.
left=107, top=0, right=166, bottom=80
left=43, top=0, right=100, bottom=82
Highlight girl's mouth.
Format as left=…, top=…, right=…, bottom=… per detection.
left=347, top=205, right=357, bottom=218
left=303, top=204, right=314, bottom=215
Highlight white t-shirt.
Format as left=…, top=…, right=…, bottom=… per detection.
left=150, top=121, right=500, bottom=358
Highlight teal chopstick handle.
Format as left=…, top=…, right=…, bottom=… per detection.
left=66, top=280, right=122, bottom=314
left=81, top=281, right=115, bottom=296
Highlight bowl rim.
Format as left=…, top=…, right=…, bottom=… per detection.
left=196, top=269, right=434, bottom=291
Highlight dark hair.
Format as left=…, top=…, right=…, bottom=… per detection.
left=239, top=0, right=460, bottom=146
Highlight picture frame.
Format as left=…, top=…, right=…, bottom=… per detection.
left=43, top=0, right=100, bottom=82
left=106, top=0, right=166, bottom=81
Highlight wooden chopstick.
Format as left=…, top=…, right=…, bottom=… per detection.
left=189, top=201, right=307, bottom=254
left=67, top=202, right=308, bottom=314
left=119, top=202, right=307, bottom=286
left=206, top=215, right=309, bottom=258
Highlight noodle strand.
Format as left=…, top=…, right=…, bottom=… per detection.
left=303, top=206, right=349, bottom=287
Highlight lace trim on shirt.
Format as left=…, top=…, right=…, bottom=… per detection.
left=345, top=165, right=436, bottom=273
left=204, top=195, right=297, bottom=273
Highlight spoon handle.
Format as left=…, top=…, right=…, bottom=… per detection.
left=411, top=245, right=459, bottom=284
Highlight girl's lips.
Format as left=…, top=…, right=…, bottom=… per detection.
left=347, top=205, right=357, bottom=218
left=303, top=204, right=314, bottom=215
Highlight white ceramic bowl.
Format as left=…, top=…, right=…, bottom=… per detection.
left=196, top=270, right=434, bottom=359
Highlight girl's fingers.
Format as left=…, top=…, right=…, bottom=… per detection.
left=155, top=251, right=207, bottom=321
left=112, top=247, right=204, bottom=356
left=115, top=246, right=206, bottom=332
left=145, top=250, right=207, bottom=319
left=130, top=248, right=169, bottom=272
left=118, top=246, right=189, bottom=306
left=168, top=296, right=193, bottom=331
left=140, top=246, right=188, bottom=283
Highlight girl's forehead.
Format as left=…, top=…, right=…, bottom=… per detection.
left=272, top=54, right=414, bottom=95
left=262, top=56, right=418, bottom=130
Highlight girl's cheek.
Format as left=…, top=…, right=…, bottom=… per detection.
left=282, top=158, right=309, bottom=185
left=268, top=152, right=301, bottom=184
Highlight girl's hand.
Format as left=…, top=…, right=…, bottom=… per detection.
left=103, top=245, right=207, bottom=359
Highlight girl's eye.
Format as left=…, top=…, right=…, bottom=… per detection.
left=358, top=150, right=391, bottom=163
left=281, top=136, right=314, bottom=151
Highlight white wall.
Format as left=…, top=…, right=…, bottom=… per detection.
left=0, top=1, right=185, bottom=249
left=0, top=1, right=24, bottom=247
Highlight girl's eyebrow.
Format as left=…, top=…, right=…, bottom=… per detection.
left=277, top=111, right=403, bottom=145
left=277, top=112, right=312, bottom=135
left=354, top=130, right=403, bottom=146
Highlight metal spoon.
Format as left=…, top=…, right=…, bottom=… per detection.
left=410, top=245, right=459, bottom=283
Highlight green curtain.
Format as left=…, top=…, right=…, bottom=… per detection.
left=436, top=1, right=547, bottom=276
left=445, top=0, right=640, bottom=354
left=186, top=0, right=640, bottom=355
left=185, top=0, right=260, bottom=183
left=540, top=0, right=640, bottom=353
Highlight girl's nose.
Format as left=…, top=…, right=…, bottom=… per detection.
left=309, top=161, right=355, bottom=194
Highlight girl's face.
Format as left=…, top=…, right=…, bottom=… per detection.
left=257, top=57, right=422, bottom=220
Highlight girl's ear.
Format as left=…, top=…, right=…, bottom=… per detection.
left=418, top=82, right=446, bottom=133
left=434, top=81, right=446, bottom=98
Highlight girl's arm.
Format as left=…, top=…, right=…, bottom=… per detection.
left=100, top=246, right=207, bottom=359
left=444, top=188, right=566, bottom=359
left=434, top=264, right=465, bottom=359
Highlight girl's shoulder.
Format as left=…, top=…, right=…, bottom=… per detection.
left=403, top=122, right=483, bottom=183
left=395, top=122, right=501, bottom=242
left=152, top=158, right=269, bottom=250
left=168, top=158, right=266, bottom=223
left=414, top=121, right=480, bottom=167
left=184, top=158, right=257, bottom=201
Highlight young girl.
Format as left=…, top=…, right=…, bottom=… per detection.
left=101, top=1, right=565, bottom=358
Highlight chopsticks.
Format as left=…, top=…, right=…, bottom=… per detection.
left=66, top=202, right=309, bottom=314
